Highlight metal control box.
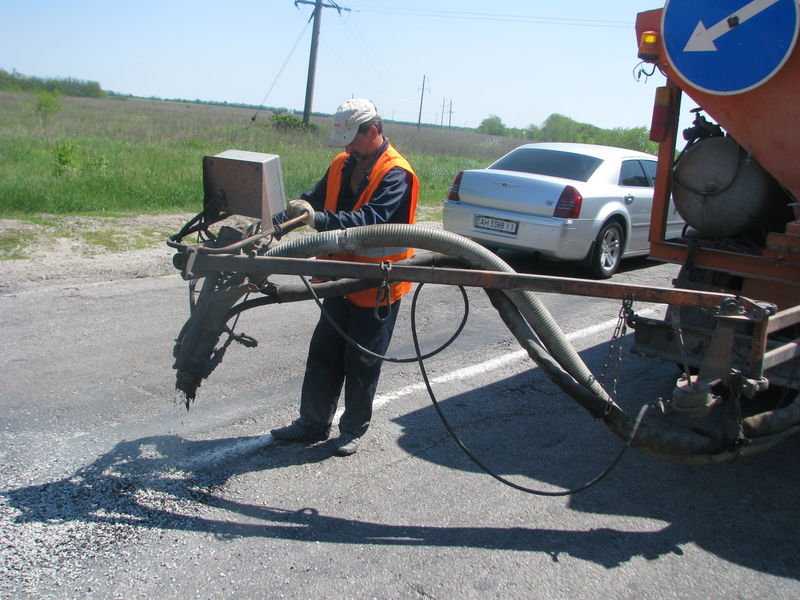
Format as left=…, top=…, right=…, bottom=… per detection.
left=202, top=149, right=287, bottom=231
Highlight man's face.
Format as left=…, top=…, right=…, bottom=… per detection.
left=345, top=126, right=376, bottom=161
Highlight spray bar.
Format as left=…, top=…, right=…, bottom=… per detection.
left=181, top=251, right=773, bottom=317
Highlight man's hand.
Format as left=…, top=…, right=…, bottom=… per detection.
left=286, top=199, right=316, bottom=228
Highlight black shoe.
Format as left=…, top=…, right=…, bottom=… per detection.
left=270, top=421, right=328, bottom=443
left=332, top=434, right=360, bottom=456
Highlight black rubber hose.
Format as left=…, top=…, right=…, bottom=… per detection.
left=486, top=288, right=800, bottom=465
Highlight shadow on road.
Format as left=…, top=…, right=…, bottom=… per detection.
left=3, top=341, right=799, bottom=576
left=492, top=248, right=662, bottom=279
left=2, top=430, right=685, bottom=570
left=391, top=344, right=800, bottom=578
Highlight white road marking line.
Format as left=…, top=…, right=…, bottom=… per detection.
left=372, top=306, right=660, bottom=408
left=178, top=434, right=276, bottom=469
left=183, top=306, right=660, bottom=467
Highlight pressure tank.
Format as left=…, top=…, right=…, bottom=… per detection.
left=672, top=136, right=787, bottom=237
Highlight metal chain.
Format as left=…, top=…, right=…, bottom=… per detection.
left=668, top=308, right=694, bottom=381
left=599, top=298, right=634, bottom=406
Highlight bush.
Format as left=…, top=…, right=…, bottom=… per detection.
left=270, top=113, right=320, bottom=133
left=52, top=142, right=109, bottom=176
left=54, top=142, right=79, bottom=175
left=35, top=90, right=62, bottom=124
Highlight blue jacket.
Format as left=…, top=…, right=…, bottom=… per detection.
left=274, top=139, right=414, bottom=231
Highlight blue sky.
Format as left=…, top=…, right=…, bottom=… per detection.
left=1, top=1, right=692, bottom=130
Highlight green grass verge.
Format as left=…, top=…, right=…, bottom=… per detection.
left=0, top=92, right=512, bottom=218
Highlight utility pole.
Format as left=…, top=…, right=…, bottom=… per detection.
left=417, top=74, right=429, bottom=130
left=295, top=0, right=350, bottom=125
left=448, top=100, right=454, bottom=129
left=440, top=98, right=446, bottom=128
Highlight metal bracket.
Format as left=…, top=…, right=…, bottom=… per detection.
left=723, top=369, right=769, bottom=399
left=373, top=261, right=393, bottom=322
left=713, top=296, right=777, bottom=321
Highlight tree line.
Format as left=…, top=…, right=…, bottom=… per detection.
left=0, top=69, right=106, bottom=99
left=1, top=69, right=656, bottom=152
left=476, top=113, right=657, bottom=154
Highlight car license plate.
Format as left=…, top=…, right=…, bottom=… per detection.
left=474, top=215, right=518, bottom=234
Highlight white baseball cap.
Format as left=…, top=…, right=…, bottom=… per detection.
left=328, top=98, right=378, bottom=147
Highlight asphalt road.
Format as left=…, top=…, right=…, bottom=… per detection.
left=2, top=252, right=799, bottom=599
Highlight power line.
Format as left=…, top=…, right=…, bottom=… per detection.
left=251, top=19, right=312, bottom=122
left=344, top=4, right=631, bottom=29
left=338, top=14, right=411, bottom=101
left=320, top=36, right=384, bottom=93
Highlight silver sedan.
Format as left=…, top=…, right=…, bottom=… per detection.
left=442, top=142, right=684, bottom=277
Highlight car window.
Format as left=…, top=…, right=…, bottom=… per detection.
left=489, top=149, right=603, bottom=182
left=641, top=160, right=658, bottom=186
left=619, top=160, right=650, bottom=187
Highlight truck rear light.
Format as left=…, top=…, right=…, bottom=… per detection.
left=650, top=86, right=674, bottom=143
left=448, top=171, right=464, bottom=201
left=553, top=186, right=582, bottom=218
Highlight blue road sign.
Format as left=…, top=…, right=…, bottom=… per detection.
left=662, top=0, right=799, bottom=95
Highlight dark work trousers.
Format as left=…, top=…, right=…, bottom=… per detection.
left=299, top=295, right=401, bottom=438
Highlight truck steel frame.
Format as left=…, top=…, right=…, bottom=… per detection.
left=169, top=220, right=800, bottom=467
left=168, top=2, right=800, bottom=470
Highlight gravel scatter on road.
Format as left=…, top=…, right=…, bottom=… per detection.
left=0, top=211, right=441, bottom=597
left=0, top=457, right=223, bottom=597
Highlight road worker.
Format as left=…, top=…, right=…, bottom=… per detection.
left=270, top=98, right=419, bottom=455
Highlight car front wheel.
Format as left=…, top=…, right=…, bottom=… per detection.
left=590, top=221, right=624, bottom=278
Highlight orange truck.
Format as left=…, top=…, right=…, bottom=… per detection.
left=169, top=2, right=800, bottom=467
left=629, top=1, right=800, bottom=449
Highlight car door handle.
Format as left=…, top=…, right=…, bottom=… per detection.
left=624, top=194, right=635, bottom=204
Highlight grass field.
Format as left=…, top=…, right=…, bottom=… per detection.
left=0, top=91, right=522, bottom=218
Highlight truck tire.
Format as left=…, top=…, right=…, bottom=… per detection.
left=590, top=221, right=624, bottom=278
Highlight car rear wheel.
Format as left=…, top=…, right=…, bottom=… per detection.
left=590, top=221, right=624, bottom=278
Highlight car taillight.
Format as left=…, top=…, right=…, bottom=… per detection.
left=553, top=186, right=583, bottom=218
left=448, top=171, right=464, bottom=201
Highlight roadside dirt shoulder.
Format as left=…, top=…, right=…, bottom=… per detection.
left=0, top=211, right=444, bottom=295
left=0, top=214, right=194, bottom=295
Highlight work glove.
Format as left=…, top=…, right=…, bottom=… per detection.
left=286, top=199, right=316, bottom=228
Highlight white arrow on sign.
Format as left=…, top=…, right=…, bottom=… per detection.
left=684, top=0, right=781, bottom=51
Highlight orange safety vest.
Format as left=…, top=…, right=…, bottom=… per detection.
left=322, top=143, right=419, bottom=307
